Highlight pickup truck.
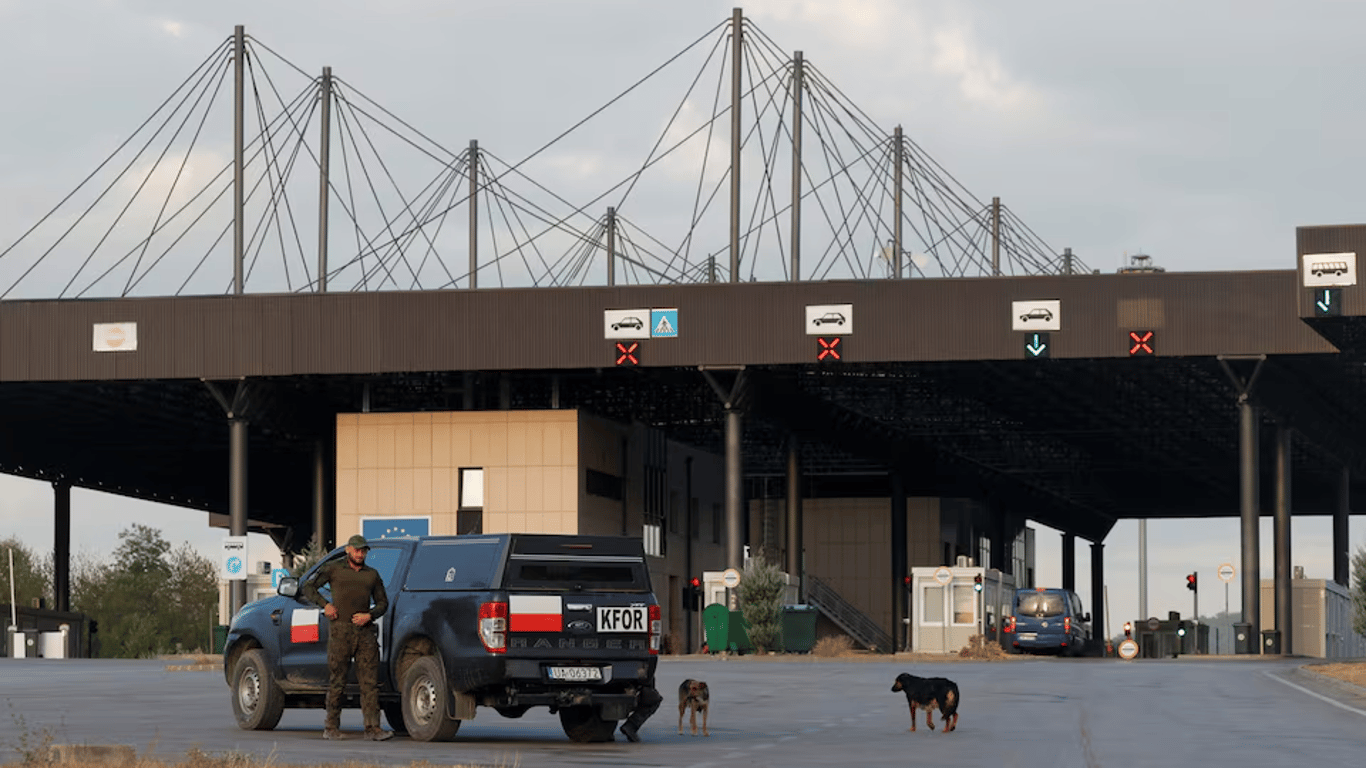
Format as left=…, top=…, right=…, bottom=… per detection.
left=223, top=533, right=660, bottom=742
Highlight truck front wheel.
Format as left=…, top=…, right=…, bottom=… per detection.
left=400, top=656, right=461, bottom=742
left=559, top=705, right=618, bottom=743
left=230, top=649, right=285, bottom=731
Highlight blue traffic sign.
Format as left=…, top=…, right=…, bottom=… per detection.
left=271, top=568, right=291, bottom=590
left=650, top=308, right=678, bottom=338
left=1025, top=332, right=1050, bottom=358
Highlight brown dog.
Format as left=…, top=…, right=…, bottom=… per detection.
left=677, top=679, right=710, bottom=736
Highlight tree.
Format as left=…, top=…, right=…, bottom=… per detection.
left=0, top=537, right=51, bottom=614
left=289, top=533, right=329, bottom=578
left=1352, top=545, right=1366, bottom=638
left=70, top=525, right=218, bottom=657
left=737, top=553, right=786, bottom=653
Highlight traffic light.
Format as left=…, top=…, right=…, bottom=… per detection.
left=973, top=574, right=983, bottom=592
left=903, top=575, right=912, bottom=591
left=1186, top=573, right=1197, bottom=592
left=1123, top=621, right=1132, bottom=638
left=1177, top=621, right=1188, bottom=637
left=688, top=577, right=703, bottom=610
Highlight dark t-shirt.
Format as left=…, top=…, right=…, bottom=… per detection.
left=302, top=559, right=389, bottom=623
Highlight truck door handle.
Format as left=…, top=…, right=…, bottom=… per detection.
left=270, top=610, right=283, bottom=626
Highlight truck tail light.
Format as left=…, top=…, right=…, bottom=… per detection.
left=648, top=604, right=661, bottom=655
left=479, top=601, right=508, bottom=654
left=1003, top=615, right=1016, bottom=634
left=1064, top=616, right=1072, bottom=634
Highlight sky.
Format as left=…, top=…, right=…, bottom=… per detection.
left=3, top=1, right=1366, bottom=631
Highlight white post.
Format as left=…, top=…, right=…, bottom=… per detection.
left=8, top=548, right=20, bottom=659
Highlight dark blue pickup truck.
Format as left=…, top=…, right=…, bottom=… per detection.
left=223, top=534, right=660, bottom=742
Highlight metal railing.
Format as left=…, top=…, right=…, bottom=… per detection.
left=805, top=574, right=893, bottom=653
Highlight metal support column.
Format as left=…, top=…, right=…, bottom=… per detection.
left=1090, top=542, right=1105, bottom=645
left=891, top=473, right=907, bottom=651
left=893, top=126, right=904, bottom=278
left=312, top=441, right=327, bottom=551
left=229, top=417, right=249, bottom=616
left=1061, top=533, right=1076, bottom=591
left=233, top=25, right=245, bottom=295
left=1335, top=467, right=1350, bottom=586
left=785, top=437, right=802, bottom=599
left=469, top=139, right=479, bottom=289
left=606, top=207, right=616, bottom=286
left=317, top=66, right=332, bottom=293
left=790, top=51, right=803, bottom=282
left=1240, top=400, right=1260, bottom=640
left=726, top=408, right=743, bottom=571
left=729, top=7, right=742, bottom=283
left=1274, top=423, right=1292, bottom=655
left=1138, top=519, right=1148, bottom=620
left=990, top=196, right=1001, bottom=276
left=53, top=481, right=71, bottom=613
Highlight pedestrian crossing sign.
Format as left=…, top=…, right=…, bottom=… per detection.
left=650, top=308, right=678, bottom=338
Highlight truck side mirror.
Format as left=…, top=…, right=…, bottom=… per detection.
left=1083, top=612, right=1091, bottom=623
left=278, top=577, right=299, bottom=598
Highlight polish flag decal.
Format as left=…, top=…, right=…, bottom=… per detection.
left=291, top=608, right=321, bottom=643
left=508, top=595, right=562, bottom=633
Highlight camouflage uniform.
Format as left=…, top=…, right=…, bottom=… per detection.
left=302, top=541, right=389, bottom=733
left=620, top=675, right=662, bottom=741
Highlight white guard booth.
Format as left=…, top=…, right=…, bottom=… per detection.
left=909, top=561, right=1015, bottom=653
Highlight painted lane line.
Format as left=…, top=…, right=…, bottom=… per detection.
left=1263, top=671, right=1366, bottom=718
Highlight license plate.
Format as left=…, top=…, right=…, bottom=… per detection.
left=1018, top=633, right=1037, bottom=641
left=548, top=666, right=603, bottom=682
left=597, top=606, right=648, bottom=633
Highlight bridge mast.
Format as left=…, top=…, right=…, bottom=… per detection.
left=790, top=51, right=803, bottom=282
left=730, top=7, right=742, bottom=283
left=317, top=67, right=332, bottom=293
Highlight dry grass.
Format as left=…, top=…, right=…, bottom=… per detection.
left=957, top=634, right=1010, bottom=660
left=1307, top=662, right=1366, bottom=689
left=1, top=749, right=513, bottom=768
left=811, top=634, right=856, bottom=657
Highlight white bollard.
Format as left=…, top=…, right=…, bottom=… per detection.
left=8, top=626, right=23, bottom=659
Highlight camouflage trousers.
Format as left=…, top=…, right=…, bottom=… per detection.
left=325, top=621, right=381, bottom=729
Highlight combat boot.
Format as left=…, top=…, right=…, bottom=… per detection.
left=364, top=727, right=393, bottom=741
left=323, top=728, right=345, bottom=740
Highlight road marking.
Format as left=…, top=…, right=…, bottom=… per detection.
left=1263, top=671, right=1366, bottom=718
left=752, top=743, right=775, bottom=750
left=778, top=735, right=797, bottom=742
left=722, top=752, right=746, bottom=759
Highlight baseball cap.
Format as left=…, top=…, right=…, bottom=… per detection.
left=346, top=534, right=370, bottom=550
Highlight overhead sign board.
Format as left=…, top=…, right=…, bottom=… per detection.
left=1302, top=252, right=1356, bottom=287
left=604, top=309, right=650, bottom=339
left=805, top=304, right=853, bottom=335
left=1011, top=300, right=1061, bottom=331
left=221, top=536, right=248, bottom=581
left=93, top=322, right=138, bottom=352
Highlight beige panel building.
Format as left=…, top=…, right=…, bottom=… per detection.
left=334, top=409, right=728, bottom=653
left=1258, top=576, right=1366, bottom=658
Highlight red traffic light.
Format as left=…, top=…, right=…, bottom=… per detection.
left=1186, top=573, right=1197, bottom=591
left=902, top=575, right=912, bottom=585
left=690, top=577, right=701, bottom=588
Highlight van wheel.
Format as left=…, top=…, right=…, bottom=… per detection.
left=401, top=656, right=461, bottom=741
left=230, top=649, right=285, bottom=731
left=559, top=705, right=617, bottom=742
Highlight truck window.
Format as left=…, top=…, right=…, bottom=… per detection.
left=503, top=556, right=651, bottom=592
left=404, top=538, right=505, bottom=590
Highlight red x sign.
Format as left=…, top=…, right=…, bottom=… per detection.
left=1128, top=331, right=1155, bottom=356
left=817, top=336, right=842, bottom=362
left=615, top=341, right=639, bottom=366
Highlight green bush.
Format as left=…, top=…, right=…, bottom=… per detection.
left=737, top=554, right=785, bottom=653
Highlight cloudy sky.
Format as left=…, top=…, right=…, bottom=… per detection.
left=3, top=1, right=1366, bottom=636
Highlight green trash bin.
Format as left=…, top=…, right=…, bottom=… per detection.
left=781, top=605, right=818, bottom=653
left=212, top=624, right=229, bottom=655
left=702, top=604, right=729, bottom=653
left=727, top=610, right=754, bottom=654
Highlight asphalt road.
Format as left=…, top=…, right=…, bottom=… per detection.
left=2, top=656, right=1364, bottom=767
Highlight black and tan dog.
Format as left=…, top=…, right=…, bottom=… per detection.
left=890, top=673, right=960, bottom=733
left=677, top=679, right=710, bottom=736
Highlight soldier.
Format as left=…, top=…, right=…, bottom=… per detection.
left=302, top=534, right=392, bottom=741
left=619, top=676, right=662, bottom=742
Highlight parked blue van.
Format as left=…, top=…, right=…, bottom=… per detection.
left=1004, top=587, right=1091, bottom=656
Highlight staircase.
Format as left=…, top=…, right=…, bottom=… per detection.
left=805, top=574, right=894, bottom=653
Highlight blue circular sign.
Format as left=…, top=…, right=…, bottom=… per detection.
left=226, top=556, right=243, bottom=574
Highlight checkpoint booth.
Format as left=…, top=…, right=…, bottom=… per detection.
left=908, top=563, right=1015, bottom=653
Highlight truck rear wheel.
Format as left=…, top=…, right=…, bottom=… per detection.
left=559, top=705, right=618, bottom=743
left=230, top=649, right=285, bottom=731
left=401, top=656, right=461, bottom=742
